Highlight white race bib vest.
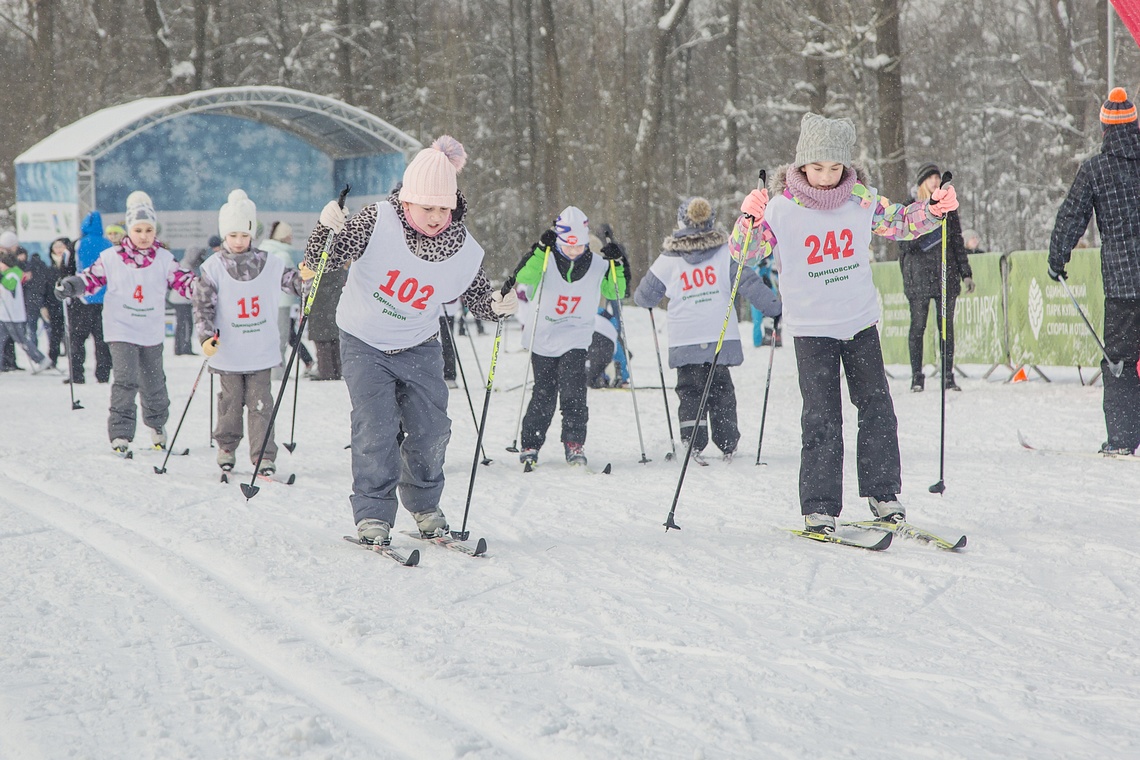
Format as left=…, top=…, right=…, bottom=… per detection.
left=202, top=253, right=285, bottom=372
left=337, top=202, right=485, bottom=352
left=524, top=254, right=609, bottom=357
left=649, top=245, right=741, bottom=348
left=765, top=193, right=877, bottom=339
left=101, top=247, right=176, bottom=345
left=0, top=276, right=26, bottom=323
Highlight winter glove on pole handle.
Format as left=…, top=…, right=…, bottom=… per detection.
left=665, top=170, right=764, bottom=531
left=304, top=185, right=350, bottom=317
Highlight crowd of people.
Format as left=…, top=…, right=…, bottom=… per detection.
left=3, top=87, right=1138, bottom=543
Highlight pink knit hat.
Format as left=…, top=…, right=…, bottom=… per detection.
left=398, top=136, right=467, bottom=209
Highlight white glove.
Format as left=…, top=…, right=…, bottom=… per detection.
left=319, top=200, right=346, bottom=234
left=490, top=289, right=518, bottom=316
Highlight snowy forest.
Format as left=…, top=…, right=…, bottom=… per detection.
left=1, top=0, right=1138, bottom=274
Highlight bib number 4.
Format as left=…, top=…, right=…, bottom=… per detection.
left=806, top=229, right=854, bottom=265
left=379, top=269, right=434, bottom=310
left=132, top=285, right=144, bottom=303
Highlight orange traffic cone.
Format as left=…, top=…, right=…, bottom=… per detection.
left=1011, top=366, right=1029, bottom=383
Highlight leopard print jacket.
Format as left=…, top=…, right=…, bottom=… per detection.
left=303, top=190, right=498, bottom=329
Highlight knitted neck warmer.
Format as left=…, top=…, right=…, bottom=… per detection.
left=119, top=235, right=159, bottom=267
left=786, top=167, right=857, bottom=211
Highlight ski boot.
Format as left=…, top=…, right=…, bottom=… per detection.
left=111, top=438, right=131, bottom=458
left=151, top=427, right=167, bottom=451
left=412, top=508, right=449, bottom=537
left=356, top=519, right=392, bottom=545
left=564, top=442, right=587, bottom=466
left=804, top=513, right=836, bottom=535
left=1099, top=442, right=1135, bottom=457
left=868, top=496, right=906, bottom=523
left=217, top=449, right=236, bottom=472
left=910, top=374, right=925, bottom=393
left=519, top=448, right=538, bottom=471
left=258, top=460, right=276, bottom=477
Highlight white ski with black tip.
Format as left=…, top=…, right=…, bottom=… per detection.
left=400, top=531, right=488, bottom=557
left=343, top=536, right=420, bottom=566
left=843, top=520, right=966, bottom=551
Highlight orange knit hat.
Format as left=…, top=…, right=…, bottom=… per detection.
left=1100, top=87, right=1137, bottom=125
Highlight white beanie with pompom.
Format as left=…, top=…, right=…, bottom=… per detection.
left=399, top=135, right=467, bottom=209
left=218, top=189, right=258, bottom=237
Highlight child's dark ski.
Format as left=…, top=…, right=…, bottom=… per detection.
left=787, top=528, right=893, bottom=551
left=343, top=536, right=420, bottom=566
left=400, top=530, right=488, bottom=557
left=523, top=461, right=611, bottom=475
left=220, top=469, right=296, bottom=485
left=843, top=520, right=966, bottom=551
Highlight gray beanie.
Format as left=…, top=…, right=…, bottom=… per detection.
left=673, top=197, right=716, bottom=239
left=794, top=113, right=856, bottom=168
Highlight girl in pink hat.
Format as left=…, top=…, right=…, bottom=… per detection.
left=303, top=136, right=518, bottom=546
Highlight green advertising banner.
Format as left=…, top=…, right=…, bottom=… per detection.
left=1006, top=249, right=1105, bottom=367
left=871, top=252, right=1005, bottom=366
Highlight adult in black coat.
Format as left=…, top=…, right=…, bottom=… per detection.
left=44, top=237, right=76, bottom=367
left=1049, top=88, right=1140, bottom=455
left=305, top=265, right=349, bottom=380
left=897, top=163, right=975, bottom=392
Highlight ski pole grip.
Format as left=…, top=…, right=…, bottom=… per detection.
left=940, top=171, right=952, bottom=189
left=742, top=170, right=767, bottom=223
left=499, top=276, right=517, bottom=296
left=337, top=184, right=351, bottom=208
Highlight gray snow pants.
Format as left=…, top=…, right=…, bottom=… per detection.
left=214, top=369, right=276, bottom=463
left=108, top=342, right=170, bottom=443
left=341, top=330, right=452, bottom=527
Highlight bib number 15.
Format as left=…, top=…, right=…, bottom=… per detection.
left=806, top=229, right=854, bottom=265
left=379, top=269, right=434, bottom=310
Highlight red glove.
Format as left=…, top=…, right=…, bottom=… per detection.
left=929, top=185, right=959, bottom=217
left=741, top=188, right=769, bottom=221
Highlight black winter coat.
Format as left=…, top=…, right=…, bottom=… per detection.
left=897, top=205, right=971, bottom=300
left=1049, top=123, right=1140, bottom=299
left=305, top=267, right=348, bottom=342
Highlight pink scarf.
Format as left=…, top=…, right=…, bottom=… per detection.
left=785, top=167, right=857, bottom=211
left=118, top=235, right=160, bottom=267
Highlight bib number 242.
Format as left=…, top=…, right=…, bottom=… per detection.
left=806, top=229, right=854, bottom=265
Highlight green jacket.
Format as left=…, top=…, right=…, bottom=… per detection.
left=1, top=266, right=24, bottom=293
left=515, top=246, right=627, bottom=300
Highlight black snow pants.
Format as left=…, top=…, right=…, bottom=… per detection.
left=521, top=348, right=588, bottom=450
left=675, top=363, right=739, bottom=454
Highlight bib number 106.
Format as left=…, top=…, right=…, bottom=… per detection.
left=806, top=229, right=854, bottom=265
left=379, top=269, right=434, bottom=310
left=679, top=265, right=717, bottom=291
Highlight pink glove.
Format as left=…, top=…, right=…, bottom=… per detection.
left=929, top=185, right=959, bottom=217
left=741, top=188, right=769, bottom=221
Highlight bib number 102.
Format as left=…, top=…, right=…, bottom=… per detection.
left=379, top=269, right=434, bottom=310
left=806, top=229, right=854, bottom=265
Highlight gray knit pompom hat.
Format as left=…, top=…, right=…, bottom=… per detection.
left=794, top=113, right=856, bottom=168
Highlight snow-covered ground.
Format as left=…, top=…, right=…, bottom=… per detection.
left=2, top=309, right=1138, bottom=759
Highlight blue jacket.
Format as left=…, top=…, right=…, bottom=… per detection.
left=75, top=211, right=111, bottom=304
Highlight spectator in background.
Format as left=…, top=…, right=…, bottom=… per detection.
left=44, top=237, right=76, bottom=368
left=261, top=221, right=314, bottom=379
left=105, top=224, right=125, bottom=247
left=897, top=163, right=975, bottom=393
left=0, top=231, right=24, bottom=370
left=962, top=229, right=987, bottom=254
left=0, top=240, right=53, bottom=374
left=15, top=246, right=51, bottom=352
left=68, top=211, right=114, bottom=384
left=1049, top=87, right=1140, bottom=457
left=305, top=263, right=348, bottom=381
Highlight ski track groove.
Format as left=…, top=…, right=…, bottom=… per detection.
left=1, top=473, right=557, bottom=760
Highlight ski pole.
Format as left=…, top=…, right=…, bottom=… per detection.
left=604, top=234, right=649, bottom=463
left=444, top=315, right=492, bottom=466
left=930, top=171, right=953, bottom=495
left=244, top=184, right=350, bottom=499
left=647, top=308, right=677, bottom=461
left=154, top=348, right=212, bottom=474
left=62, top=297, right=83, bottom=410
left=209, top=372, right=215, bottom=448
left=665, top=169, right=765, bottom=531
left=453, top=275, right=518, bottom=541
left=505, top=244, right=552, bottom=453
left=283, top=336, right=301, bottom=453
left=754, top=317, right=778, bottom=466
left=1057, top=275, right=1124, bottom=378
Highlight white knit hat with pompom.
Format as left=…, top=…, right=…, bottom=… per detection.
left=398, top=136, right=467, bottom=209
left=124, top=190, right=157, bottom=228
left=218, top=189, right=258, bottom=237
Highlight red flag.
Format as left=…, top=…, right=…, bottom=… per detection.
left=1010, top=366, right=1029, bottom=384
left=1112, top=0, right=1140, bottom=49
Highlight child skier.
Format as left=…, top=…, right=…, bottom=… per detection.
left=194, top=190, right=309, bottom=476
left=56, top=191, right=197, bottom=455
left=0, top=240, right=53, bottom=374
left=730, top=112, right=957, bottom=534
left=303, top=136, right=517, bottom=546
left=634, top=197, right=781, bottom=463
left=515, top=206, right=627, bottom=468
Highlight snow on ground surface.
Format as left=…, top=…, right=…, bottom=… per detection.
left=2, top=309, right=1138, bottom=759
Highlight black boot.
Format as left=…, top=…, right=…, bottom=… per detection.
left=910, top=373, right=925, bottom=392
